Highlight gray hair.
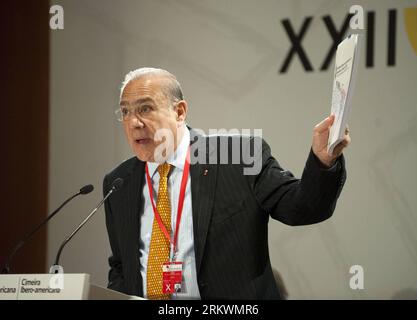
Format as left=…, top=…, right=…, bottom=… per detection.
left=120, top=67, right=184, bottom=103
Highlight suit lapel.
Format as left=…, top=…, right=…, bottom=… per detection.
left=125, top=159, right=145, bottom=296
left=189, top=130, right=217, bottom=274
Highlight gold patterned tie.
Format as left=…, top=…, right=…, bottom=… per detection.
left=147, top=163, right=172, bottom=299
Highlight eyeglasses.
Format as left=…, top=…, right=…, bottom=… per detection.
left=115, top=100, right=180, bottom=122
left=114, top=104, right=154, bottom=122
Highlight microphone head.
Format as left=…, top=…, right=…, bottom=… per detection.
left=80, top=184, right=94, bottom=195
left=111, top=178, right=124, bottom=191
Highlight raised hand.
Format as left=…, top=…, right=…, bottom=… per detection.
left=312, top=114, right=351, bottom=167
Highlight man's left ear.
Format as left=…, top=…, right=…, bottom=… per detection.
left=176, top=100, right=188, bottom=122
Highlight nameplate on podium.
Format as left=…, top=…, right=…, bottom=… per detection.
left=0, top=273, right=89, bottom=300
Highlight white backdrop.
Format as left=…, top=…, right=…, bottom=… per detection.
left=49, top=0, right=417, bottom=299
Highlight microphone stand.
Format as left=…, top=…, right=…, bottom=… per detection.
left=1, top=185, right=93, bottom=274
left=51, top=179, right=122, bottom=272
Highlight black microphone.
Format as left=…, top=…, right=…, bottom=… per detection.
left=52, top=178, right=123, bottom=270
left=1, top=184, right=94, bottom=274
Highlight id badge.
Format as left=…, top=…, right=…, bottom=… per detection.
left=162, top=261, right=183, bottom=294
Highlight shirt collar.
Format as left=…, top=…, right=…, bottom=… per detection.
left=147, top=126, right=190, bottom=178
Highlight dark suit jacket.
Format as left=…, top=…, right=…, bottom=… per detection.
left=103, top=130, right=346, bottom=299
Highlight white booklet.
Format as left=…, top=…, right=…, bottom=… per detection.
left=327, top=33, right=361, bottom=155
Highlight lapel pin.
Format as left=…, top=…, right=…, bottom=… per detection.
left=203, top=169, right=209, bottom=176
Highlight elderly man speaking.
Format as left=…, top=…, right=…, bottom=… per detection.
left=103, top=67, right=350, bottom=300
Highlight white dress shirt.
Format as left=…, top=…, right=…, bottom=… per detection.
left=139, top=127, right=201, bottom=299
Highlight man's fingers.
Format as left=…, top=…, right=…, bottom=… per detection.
left=314, top=114, right=335, bottom=134
left=342, top=128, right=351, bottom=146
left=344, top=134, right=351, bottom=145
left=332, top=134, right=351, bottom=157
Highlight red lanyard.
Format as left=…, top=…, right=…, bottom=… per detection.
left=145, top=147, right=190, bottom=257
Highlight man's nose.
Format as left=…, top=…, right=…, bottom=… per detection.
left=129, top=115, right=144, bottom=128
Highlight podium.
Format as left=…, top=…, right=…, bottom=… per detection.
left=0, top=274, right=143, bottom=300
